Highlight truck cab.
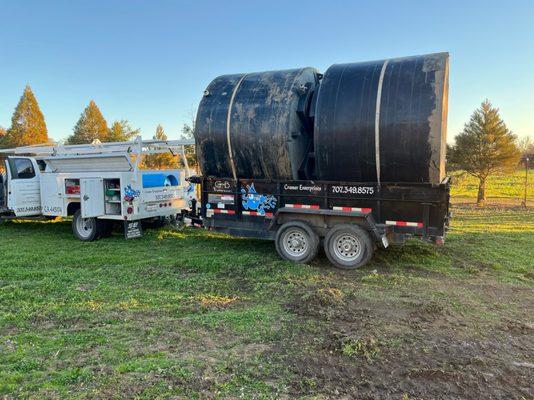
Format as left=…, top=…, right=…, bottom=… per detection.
left=1, top=156, right=43, bottom=217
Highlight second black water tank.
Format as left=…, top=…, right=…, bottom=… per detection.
left=314, top=53, right=449, bottom=183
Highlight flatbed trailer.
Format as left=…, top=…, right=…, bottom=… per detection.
left=188, top=176, right=451, bottom=269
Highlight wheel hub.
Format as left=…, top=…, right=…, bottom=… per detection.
left=333, top=233, right=362, bottom=261
left=282, top=229, right=309, bottom=256
left=76, top=216, right=95, bottom=238
left=342, top=240, right=354, bottom=252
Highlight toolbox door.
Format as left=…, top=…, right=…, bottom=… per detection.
left=80, top=178, right=105, bottom=218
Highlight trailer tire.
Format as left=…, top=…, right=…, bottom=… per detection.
left=324, top=224, right=374, bottom=269
left=72, top=210, right=99, bottom=241
left=275, top=221, right=319, bottom=264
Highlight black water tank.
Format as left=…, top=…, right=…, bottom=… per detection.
left=314, top=53, right=449, bottom=183
left=194, top=53, right=449, bottom=184
left=195, top=68, right=319, bottom=180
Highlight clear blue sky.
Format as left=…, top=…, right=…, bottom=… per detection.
left=1, top=0, right=532, bottom=144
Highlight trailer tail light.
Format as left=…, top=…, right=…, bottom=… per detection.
left=127, top=206, right=134, bottom=214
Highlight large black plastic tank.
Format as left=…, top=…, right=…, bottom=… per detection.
left=195, top=68, right=319, bottom=180
left=314, top=53, right=449, bottom=183
left=195, top=52, right=449, bottom=184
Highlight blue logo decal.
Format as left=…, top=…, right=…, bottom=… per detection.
left=241, top=183, right=276, bottom=216
left=124, top=185, right=140, bottom=202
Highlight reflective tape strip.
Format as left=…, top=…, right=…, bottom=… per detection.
left=332, top=206, right=372, bottom=213
left=285, top=204, right=320, bottom=209
left=386, top=220, right=423, bottom=228
left=242, top=211, right=273, bottom=218
left=207, top=209, right=236, bottom=217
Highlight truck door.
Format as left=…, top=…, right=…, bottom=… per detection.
left=0, top=162, right=6, bottom=209
left=80, top=178, right=105, bottom=218
left=7, top=157, right=42, bottom=216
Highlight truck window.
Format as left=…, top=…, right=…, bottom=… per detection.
left=10, top=158, right=35, bottom=179
left=36, top=160, right=46, bottom=172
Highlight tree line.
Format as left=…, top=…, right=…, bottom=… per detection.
left=0, top=85, right=196, bottom=169
left=0, top=87, right=531, bottom=205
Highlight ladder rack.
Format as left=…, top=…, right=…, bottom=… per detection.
left=0, top=136, right=195, bottom=157
left=0, top=136, right=196, bottom=176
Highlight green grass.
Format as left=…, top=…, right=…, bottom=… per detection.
left=0, top=207, right=533, bottom=398
left=450, top=169, right=533, bottom=205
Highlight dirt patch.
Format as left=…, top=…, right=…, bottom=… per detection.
left=278, top=278, right=534, bottom=399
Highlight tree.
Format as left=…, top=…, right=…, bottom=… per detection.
left=142, top=125, right=178, bottom=169
left=0, top=126, right=6, bottom=148
left=66, top=100, right=109, bottom=144
left=518, top=136, right=534, bottom=167
left=0, top=127, right=5, bottom=173
left=181, top=121, right=198, bottom=170
left=449, top=100, right=521, bottom=205
left=106, top=120, right=140, bottom=142
left=3, top=85, right=48, bottom=148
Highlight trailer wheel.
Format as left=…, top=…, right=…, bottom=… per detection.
left=72, top=210, right=99, bottom=241
left=275, top=221, right=319, bottom=264
left=324, top=224, right=374, bottom=269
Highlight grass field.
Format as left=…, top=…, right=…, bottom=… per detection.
left=0, top=205, right=533, bottom=399
left=450, top=169, right=533, bottom=206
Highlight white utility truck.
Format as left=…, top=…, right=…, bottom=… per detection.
left=0, top=137, right=195, bottom=240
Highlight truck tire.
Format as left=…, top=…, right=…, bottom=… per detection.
left=72, top=210, right=99, bottom=241
left=275, top=221, right=319, bottom=264
left=324, top=224, right=374, bottom=269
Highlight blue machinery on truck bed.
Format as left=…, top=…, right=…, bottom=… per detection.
left=186, top=52, right=451, bottom=269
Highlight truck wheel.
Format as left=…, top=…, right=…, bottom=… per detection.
left=275, top=221, right=319, bottom=264
left=72, top=210, right=99, bottom=241
left=324, top=224, right=374, bottom=269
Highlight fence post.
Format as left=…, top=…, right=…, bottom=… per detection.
left=523, top=157, right=530, bottom=208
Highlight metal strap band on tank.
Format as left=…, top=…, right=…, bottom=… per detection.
left=226, top=74, right=248, bottom=181
left=375, top=59, right=389, bottom=185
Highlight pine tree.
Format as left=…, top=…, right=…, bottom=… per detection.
left=66, top=100, right=109, bottom=144
left=4, top=85, right=48, bottom=148
left=106, top=120, right=140, bottom=142
left=142, top=125, right=178, bottom=169
left=449, top=100, right=521, bottom=205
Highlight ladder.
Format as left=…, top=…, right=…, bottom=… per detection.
left=0, top=136, right=195, bottom=156
left=0, top=136, right=196, bottom=175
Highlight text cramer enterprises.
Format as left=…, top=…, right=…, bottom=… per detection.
left=283, top=183, right=322, bottom=192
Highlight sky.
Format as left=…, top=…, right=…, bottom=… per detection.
left=0, top=0, right=533, bottom=144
